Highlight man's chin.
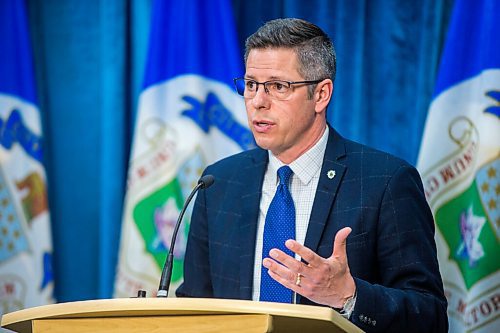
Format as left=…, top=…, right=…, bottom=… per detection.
left=253, top=137, right=273, bottom=151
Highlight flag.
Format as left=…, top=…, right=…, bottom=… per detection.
left=0, top=0, right=54, bottom=312
left=417, top=0, right=500, bottom=331
left=114, top=0, right=253, bottom=298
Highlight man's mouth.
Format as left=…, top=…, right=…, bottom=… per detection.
left=253, top=120, right=274, bottom=132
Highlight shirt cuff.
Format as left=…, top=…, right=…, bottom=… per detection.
left=339, top=291, right=357, bottom=320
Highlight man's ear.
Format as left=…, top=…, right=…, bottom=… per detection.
left=315, top=79, right=333, bottom=112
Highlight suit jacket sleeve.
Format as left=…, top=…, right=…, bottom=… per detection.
left=349, top=164, right=448, bottom=332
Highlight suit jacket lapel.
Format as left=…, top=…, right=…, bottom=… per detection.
left=239, top=149, right=267, bottom=299
left=304, top=127, right=347, bottom=254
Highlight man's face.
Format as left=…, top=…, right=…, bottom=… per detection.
left=244, top=48, right=327, bottom=163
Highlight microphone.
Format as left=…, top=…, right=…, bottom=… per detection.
left=157, top=174, right=215, bottom=297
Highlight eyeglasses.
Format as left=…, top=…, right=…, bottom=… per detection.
left=233, top=78, right=325, bottom=100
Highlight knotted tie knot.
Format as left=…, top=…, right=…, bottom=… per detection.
left=277, top=165, right=293, bottom=188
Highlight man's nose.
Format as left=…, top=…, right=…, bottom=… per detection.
left=251, top=85, right=271, bottom=108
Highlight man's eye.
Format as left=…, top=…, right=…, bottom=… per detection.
left=246, top=81, right=256, bottom=90
left=274, top=82, right=285, bottom=91
left=269, top=81, right=287, bottom=92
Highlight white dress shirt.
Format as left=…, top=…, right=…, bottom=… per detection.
left=252, top=126, right=329, bottom=301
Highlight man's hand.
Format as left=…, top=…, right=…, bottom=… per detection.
left=262, top=227, right=356, bottom=308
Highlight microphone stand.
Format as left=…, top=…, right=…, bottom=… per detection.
left=156, top=175, right=214, bottom=297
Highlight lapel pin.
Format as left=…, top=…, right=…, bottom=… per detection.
left=327, top=170, right=336, bottom=179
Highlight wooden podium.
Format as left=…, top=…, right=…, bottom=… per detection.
left=1, top=298, right=363, bottom=333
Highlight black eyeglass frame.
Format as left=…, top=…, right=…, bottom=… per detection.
left=233, top=78, right=327, bottom=97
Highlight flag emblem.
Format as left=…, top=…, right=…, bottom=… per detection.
left=0, top=166, right=29, bottom=263
left=133, top=178, right=184, bottom=282
left=433, top=144, right=499, bottom=291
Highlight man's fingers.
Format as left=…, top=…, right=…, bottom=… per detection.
left=267, top=248, right=313, bottom=276
left=332, top=227, right=352, bottom=259
left=263, top=257, right=297, bottom=282
left=285, top=239, right=324, bottom=268
left=267, top=269, right=301, bottom=294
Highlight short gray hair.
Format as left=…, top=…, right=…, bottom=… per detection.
left=244, top=18, right=336, bottom=97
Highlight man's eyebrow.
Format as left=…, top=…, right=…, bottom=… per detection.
left=268, top=76, right=286, bottom=80
left=243, top=75, right=286, bottom=81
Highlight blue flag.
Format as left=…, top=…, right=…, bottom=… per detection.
left=114, top=0, right=253, bottom=297
left=417, top=1, right=500, bottom=332
left=0, top=0, right=54, bottom=312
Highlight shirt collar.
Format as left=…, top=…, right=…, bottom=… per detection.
left=268, top=126, right=329, bottom=185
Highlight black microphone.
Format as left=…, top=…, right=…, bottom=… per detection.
left=156, top=174, right=215, bottom=297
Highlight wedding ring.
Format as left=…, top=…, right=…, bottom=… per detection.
left=295, top=273, right=302, bottom=286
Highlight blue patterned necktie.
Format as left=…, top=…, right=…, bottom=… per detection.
left=260, top=165, right=296, bottom=303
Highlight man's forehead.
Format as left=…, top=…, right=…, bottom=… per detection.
left=245, top=48, right=300, bottom=78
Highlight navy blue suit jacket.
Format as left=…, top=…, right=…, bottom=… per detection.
left=177, top=127, right=448, bottom=332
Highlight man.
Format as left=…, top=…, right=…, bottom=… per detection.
left=177, top=18, right=448, bottom=332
